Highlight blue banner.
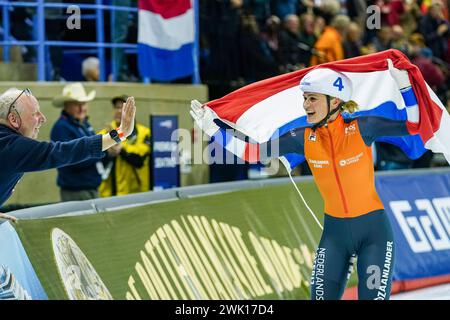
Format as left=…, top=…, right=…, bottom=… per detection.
left=376, top=172, right=450, bottom=280
left=0, top=222, right=48, bottom=300
left=150, top=115, right=180, bottom=190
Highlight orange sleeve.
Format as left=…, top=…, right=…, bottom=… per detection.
left=310, top=29, right=344, bottom=65
left=310, top=35, right=329, bottom=66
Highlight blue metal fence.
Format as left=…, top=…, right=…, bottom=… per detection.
left=0, top=0, right=200, bottom=83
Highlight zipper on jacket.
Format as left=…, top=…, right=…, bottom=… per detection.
left=326, top=126, right=349, bottom=214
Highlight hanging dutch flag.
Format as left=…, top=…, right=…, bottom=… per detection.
left=138, top=0, right=195, bottom=81
left=197, top=49, right=450, bottom=172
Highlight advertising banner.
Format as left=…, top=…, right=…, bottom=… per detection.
left=150, top=115, right=180, bottom=190
left=14, top=181, right=324, bottom=300
left=376, top=172, right=450, bottom=280
left=0, top=222, right=47, bottom=300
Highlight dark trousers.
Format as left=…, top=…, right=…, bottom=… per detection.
left=310, top=210, right=395, bottom=300
left=60, top=189, right=98, bottom=202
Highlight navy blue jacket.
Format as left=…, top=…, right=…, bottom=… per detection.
left=50, top=111, right=103, bottom=191
left=0, top=124, right=103, bottom=206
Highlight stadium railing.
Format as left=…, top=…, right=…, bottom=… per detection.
left=0, top=1, right=153, bottom=82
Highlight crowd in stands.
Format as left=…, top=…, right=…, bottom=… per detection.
left=200, top=0, right=450, bottom=174
left=200, top=0, right=450, bottom=109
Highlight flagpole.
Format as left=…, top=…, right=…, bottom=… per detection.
left=192, top=0, right=200, bottom=85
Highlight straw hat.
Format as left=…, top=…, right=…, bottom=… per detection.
left=52, top=82, right=96, bottom=108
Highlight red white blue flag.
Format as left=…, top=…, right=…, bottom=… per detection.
left=203, top=49, right=450, bottom=171
left=138, top=0, right=195, bottom=81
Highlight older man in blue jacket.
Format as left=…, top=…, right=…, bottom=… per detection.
left=51, top=83, right=103, bottom=201
left=0, top=87, right=136, bottom=222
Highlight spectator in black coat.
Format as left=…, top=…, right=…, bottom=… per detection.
left=419, top=1, right=450, bottom=60
left=343, top=22, right=363, bottom=58
left=239, top=14, right=279, bottom=83
left=278, top=14, right=310, bottom=72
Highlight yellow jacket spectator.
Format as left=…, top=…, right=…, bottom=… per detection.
left=98, top=96, right=151, bottom=197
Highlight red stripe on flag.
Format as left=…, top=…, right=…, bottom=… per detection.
left=138, top=0, right=191, bottom=19
left=242, top=143, right=260, bottom=163
left=207, top=71, right=305, bottom=123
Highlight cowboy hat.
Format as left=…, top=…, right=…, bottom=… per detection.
left=52, top=82, right=96, bottom=107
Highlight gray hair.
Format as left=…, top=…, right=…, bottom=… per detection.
left=283, top=14, right=299, bottom=24
left=0, top=88, right=23, bottom=120
left=320, top=0, right=341, bottom=16
left=82, top=57, right=100, bottom=78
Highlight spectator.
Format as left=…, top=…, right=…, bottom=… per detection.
left=391, top=25, right=409, bottom=54
left=239, top=15, right=279, bottom=82
left=360, top=42, right=378, bottom=55
left=50, top=83, right=102, bottom=201
left=400, top=0, right=422, bottom=39
left=343, top=21, right=363, bottom=58
left=376, top=0, right=405, bottom=26
left=411, top=47, right=446, bottom=92
left=409, top=32, right=427, bottom=48
left=0, top=87, right=136, bottom=215
left=310, top=14, right=350, bottom=65
left=419, top=0, right=450, bottom=60
left=371, top=26, right=393, bottom=52
left=420, top=0, right=449, bottom=19
left=297, top=13, right=318, bottom=66
left=98, top=95, right=151, bottom=197
left=314, top=0, right=341, bottom=24
left=278, top=14, right=307, bottom=72
left=82, top=57, right=100, bottom=82
left=261, top=15, right=281, bottom=58
left=313, top=15, right=326, bottom=38
left=299, top=13, right=317, bottom=51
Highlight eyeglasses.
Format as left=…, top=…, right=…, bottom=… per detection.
left=7, top=88, right=32, bottom=117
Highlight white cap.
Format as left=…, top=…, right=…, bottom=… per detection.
left=299, top=68, right=352, bottom=102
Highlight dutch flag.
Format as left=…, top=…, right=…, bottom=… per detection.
left=138, top=0, right=195, bottom=81
left=203, top=49, right=450, bottom=171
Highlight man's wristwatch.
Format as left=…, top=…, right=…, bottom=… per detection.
left=109, top=128, right=126, bottom=143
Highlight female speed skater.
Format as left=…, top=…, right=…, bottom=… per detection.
left=190, top=61, right=419, bottom=300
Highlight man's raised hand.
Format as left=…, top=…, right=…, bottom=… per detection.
left=119, top=97, right=136, bottom=137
